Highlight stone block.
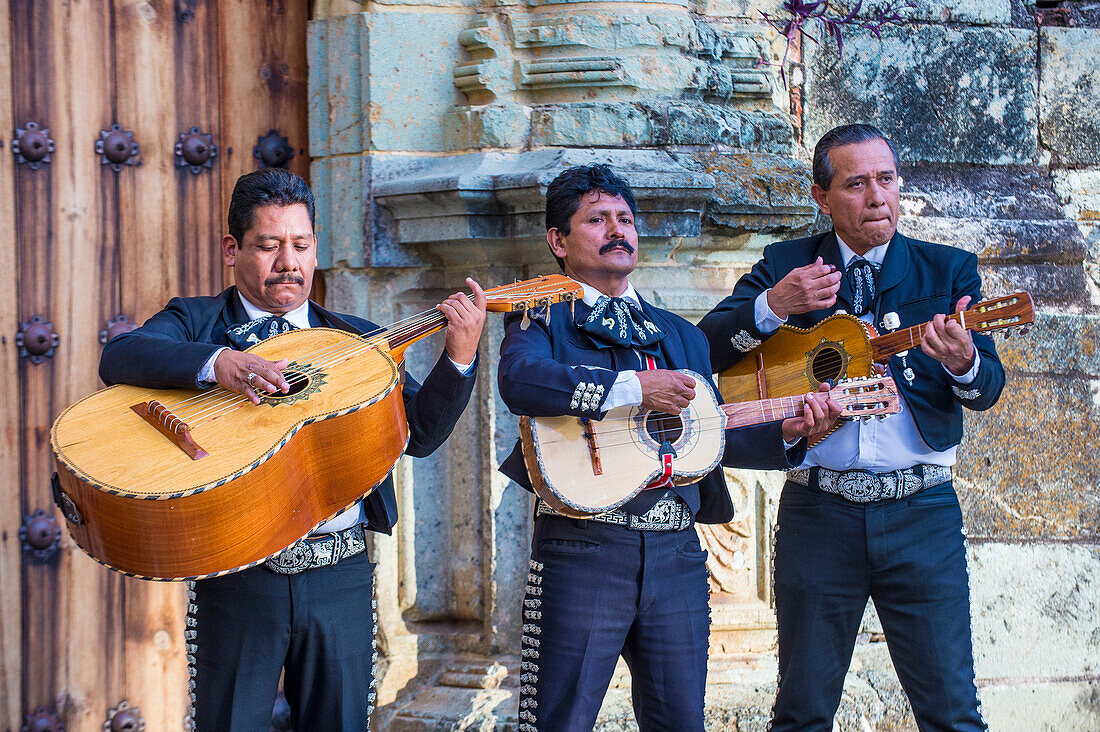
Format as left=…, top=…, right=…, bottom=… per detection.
left=366, top=11, right=473, bottom=152
left=310, top=155, right=368, bottom=269
left=805, top=26, right=1037, bottom=165
left=1041, top=28, right=1100, bottom=165
left=1053, top=169, right=1100, bottom=223
left=869, top=0, right=1011, bottom=26
left=980, top=681, right=1100, bottom=731
left=977, top=262, right=1088, bottom=307
left=307, top=13, right=369, bottom=157
left=897, top=217, right=1086, bottom=263
left=530, top=103, right=658, bottom=147
left=900, top=164, right=1066, bottom=221
left=666, top=104, right=792, bottom=151
left=958, top=373, right=1100, bottom=541
left=969, top=543, right=1100, bottom=679
left=690, top=150, right=816, bottom=233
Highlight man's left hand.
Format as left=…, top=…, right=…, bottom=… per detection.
left=440, top=277, right=487, bottom=366
left=780, top=383, right=843, bottom=443
left=920, top=295, right=976, bottom=376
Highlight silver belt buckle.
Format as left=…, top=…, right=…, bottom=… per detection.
left=267, top=539, right=317, bottom=575
left=835, top=469, right=882, bottom=502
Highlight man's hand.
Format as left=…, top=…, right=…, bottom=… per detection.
left=638, top=370, right=696, bottom=414
left=440, top=277, right=488, bottom=366
left=214, top=349, right=290, bottom=405
left=766, top=257, right=842, bottom=319
left=921, top=295, right=976, bottom=376
left=780, top=383, right=843, bottom=443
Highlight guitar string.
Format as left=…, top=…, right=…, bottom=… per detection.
left=158, top=284, right=577, bottom=425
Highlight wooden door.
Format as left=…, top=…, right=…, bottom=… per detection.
left=0, top=2, right=309, bottom=729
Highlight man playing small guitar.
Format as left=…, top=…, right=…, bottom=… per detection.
left=497, top=164, right=840, bottom=730
left=99, top=169, right=487, bottom=731
left=699, top=124, right=1006, bottom=731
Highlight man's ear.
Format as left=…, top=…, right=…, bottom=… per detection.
left=810, top=184, right=831, bottom=216
left=547, top=228, right=567, bottom=261
left=222, top=235, right=239, bottom=266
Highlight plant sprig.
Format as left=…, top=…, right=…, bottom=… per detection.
left=761, top=1, right=916, bottom=85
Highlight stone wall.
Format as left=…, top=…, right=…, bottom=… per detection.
left=308, top=0, right=1099, bottom=728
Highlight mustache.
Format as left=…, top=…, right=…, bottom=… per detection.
left=265, top=274, right=305, bottom=286
left=599, top=240, right=635, bottom=255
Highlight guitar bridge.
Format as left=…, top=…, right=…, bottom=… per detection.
left=131, top=400, right=209, bottom=460
left=579, top=417, right=603, bottom=476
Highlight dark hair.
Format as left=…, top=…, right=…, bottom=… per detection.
left=227, top=168, right=315, bottom=244
left=812, top=124, right=901, bottom=190
left=545, top=164, right=637, bottom=269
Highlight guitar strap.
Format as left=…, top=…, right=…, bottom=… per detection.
left=642, top=353, right=676, bottom=490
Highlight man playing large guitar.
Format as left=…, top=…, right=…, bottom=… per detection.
left=99, top=168, right=487, bottom=731
left=699, top=124, right=1006, bottom=731
left=497, top=164, right=840, bottom=730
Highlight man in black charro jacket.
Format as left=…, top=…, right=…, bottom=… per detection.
left=699, top=124, right=1004, bottom=731
left=497, top=164, right=839, bottom=731
left=100, top=168, right=486, bottom=731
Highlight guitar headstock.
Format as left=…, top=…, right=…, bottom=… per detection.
left=962, top=292, right=1034, bottom=337
left=830, top=376, right=902, bottom=421
left=484, top=274, right=583, bottom=313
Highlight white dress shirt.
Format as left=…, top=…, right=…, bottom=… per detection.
left=753, top=237, right=980, bottom=471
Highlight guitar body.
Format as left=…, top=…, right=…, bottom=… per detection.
left=717, top=314, right=877, bottom=403
left=520, top=370, right=725, bottom=518
left=51, top=328, right=408, bottom=580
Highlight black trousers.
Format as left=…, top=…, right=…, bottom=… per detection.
left=188, top=552, right=377, bottom=731
left=519, top=514, right=711, bottom=732
left=771, top=479, right=986, bottom=732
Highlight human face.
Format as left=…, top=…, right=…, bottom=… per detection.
left=811, top=139, right=900, bottom=255
left=222, top=203, right=317, bottom=314
left=547, top=191, right=638, bottom=296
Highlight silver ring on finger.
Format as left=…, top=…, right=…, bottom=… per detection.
left=247, top=372, right=258, bottom=387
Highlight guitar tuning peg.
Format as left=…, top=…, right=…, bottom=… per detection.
left=877, top=414, right=887, bottom=421
left=1020, top=324, right=1031, bottom=335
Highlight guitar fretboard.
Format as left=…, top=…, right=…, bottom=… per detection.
left=721, top=395, right=805, bottom=429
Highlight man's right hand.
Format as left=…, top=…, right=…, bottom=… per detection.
left=214, top=349, right=290, bottom=405
left=766, top=257, right=842, bottom=319
left=638, top=370, right=696, bottom=414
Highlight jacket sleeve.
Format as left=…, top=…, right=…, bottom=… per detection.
left=497, top=310, right=621, bottom=419
left=401, top=351, right=478, bottom=458
left=946, top=252, right=1005, bottom=412
left=99, top=298, right=223, bottom=389
left=698, top=243, right=783, bottom=373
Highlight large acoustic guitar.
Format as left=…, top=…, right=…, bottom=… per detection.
left=717, top=292, right=1033, bottom=404
left=50, top=275, right=581, bottom=580
left=520, top=373, right=900, bottom=518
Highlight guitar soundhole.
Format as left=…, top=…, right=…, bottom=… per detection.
left=645, top=413, right=684, bottom=445
left=263, top=369, right=310, bottom=400
left=810, top=347, right=844, bottom=384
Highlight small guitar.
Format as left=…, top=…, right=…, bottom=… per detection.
left=520, top=373, right=901, bottom=518
left=51, top=275, right=582, bottom=580
left=717, top=292, right=1033, bottom=404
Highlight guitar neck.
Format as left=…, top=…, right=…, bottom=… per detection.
left=721, top=395, right=806, bottom=429
left=869, top=314, right=965, bottom=362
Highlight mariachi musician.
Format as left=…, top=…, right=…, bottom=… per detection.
left=99, top=168, right=486, bottom=731
left=496, top=163, right=839, bottom=730
left=698, top=124, right=1005, bottom=731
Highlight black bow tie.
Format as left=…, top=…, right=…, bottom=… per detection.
left=576, top=296, right=666, bottom=353
left=226, top=314, right=297, bottom=350
left=845, top=258, right=880, bottom=317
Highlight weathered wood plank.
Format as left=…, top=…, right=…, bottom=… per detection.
left=113, top=2, right=194, bottom=728
left=0, top=0, right=24, bottom=725
left=174, top=0, right=223, bottom=298
left=217, top=0, right=311, bottom=289
left=45, top=1, right=120, bottom=729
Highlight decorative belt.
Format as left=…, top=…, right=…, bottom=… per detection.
left=786, top=464, right=952, bottom=503
left=536, top=494, right=692, bottom=532
left=264, top=524, right=367, bottom=575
